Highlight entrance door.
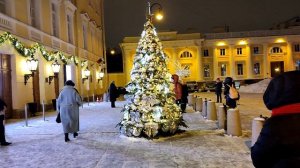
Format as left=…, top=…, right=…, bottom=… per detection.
left=271, top=61, right=284, bottom=77
left=0, top=54, right=12, bottom=118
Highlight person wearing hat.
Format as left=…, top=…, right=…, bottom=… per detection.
left=57, top=80, right=82, bottom=142
left=251, top=70, right=300, bottom=168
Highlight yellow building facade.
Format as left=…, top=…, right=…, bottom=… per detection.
left=0, top=0, right=106, bottom=118
left=120, top=28, right=300, bottom=86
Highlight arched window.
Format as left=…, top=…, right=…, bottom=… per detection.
left=271, top=47, right=283, bottom=53
left=180, top=51, right=192, bottom=58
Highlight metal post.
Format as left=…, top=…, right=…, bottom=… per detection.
left=24, top=104, right=28, bottom=127
left=93, top=94, right=95, bottom=103
left=42, top=100, right=45, bottom=121
left=87, top=94, right=89, bottom=106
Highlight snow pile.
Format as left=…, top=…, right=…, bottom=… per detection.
left=239, top=78, right=271, bottom=93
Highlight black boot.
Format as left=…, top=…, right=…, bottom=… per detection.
left=73, top=132, right=78, bottom=138
left=65, top=133, right=70, bottom=142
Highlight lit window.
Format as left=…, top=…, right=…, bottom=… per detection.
left=254, top=63, right=260, bottom=75
left=180, top=51, right=192, bottom=58
left=204, top=64, right=210, bottom=77
left=272, top=47, right=283, bottom=53
left=220, top=48, right=226, bottom=56
left=237, top=64, right=243, bottom=75
left=237, top=48, right=242, bottom=55
left=66, top=65, right=72, bottom=81
left=221, top=64, right=226, bottom=76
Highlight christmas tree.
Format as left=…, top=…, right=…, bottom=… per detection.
left=118, top=3, right=186, bottom=138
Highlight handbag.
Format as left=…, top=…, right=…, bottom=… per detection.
left=56, top=112, right=61, bottom=123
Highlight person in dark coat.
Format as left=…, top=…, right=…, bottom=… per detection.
left=181, top=80, right=189, bottom=113
left=109, top=81, right=118, bottom=108
left=215, top=78, right=223, bottom=103
left=251, top=70, right=300, bottom=168
left=223, top=77, right=238, bottom=108
left=0, top=98, right=11, bottom=146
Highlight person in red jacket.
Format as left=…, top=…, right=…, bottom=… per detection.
left=251, top=70, right=300, bottom=168
left=172, top=74, right=182, bottom=106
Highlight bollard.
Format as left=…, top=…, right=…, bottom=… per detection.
left=103, top=93, right=108, bottom=102
left=217, top=105, right=226, bottom=129
left=227, top=108, right=242, bottom=136
left=24, top=104, right=28, bottom=127
left=251, top=117, right=265, bottom=146
left=202, top=98, right=207, bottom=117
left=195, top=97, right=202, bottom=112
left=42, top=100, right=45, bottom=121
left=93, top=94, right=95, bottom=103
left=188, top=94, right=196, bottom=108
left=207, top=101, right=217, bottom=121
left=87, top=95, right=90, bottom=106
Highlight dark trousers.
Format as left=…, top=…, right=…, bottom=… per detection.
left=216, top=93, right=222, bottom=103
left=181, top=103, right=187, bottom=113
left=0, top=115, right=6, bottom=143
left=111, top=101, right=115, bottom=108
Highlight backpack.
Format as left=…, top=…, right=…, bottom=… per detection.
left=227, top=84, right=239, bottom=100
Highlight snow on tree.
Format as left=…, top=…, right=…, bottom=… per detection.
left=118, top=3, right=186, bottom=138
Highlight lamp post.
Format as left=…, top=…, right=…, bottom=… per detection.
left=147, top=2, right=164, bottom=21
left=24, top=56, right=38, bottom=85
left=82, top=67, right=91, bottom=83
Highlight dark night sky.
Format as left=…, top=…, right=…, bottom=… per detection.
left=104, top=0, right=300, bottom=49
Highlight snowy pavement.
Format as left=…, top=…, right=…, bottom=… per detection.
left=0, top=93, right=269, bottom=168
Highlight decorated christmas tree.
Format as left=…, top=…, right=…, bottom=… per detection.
left=118, top=3, right=186, bottom=138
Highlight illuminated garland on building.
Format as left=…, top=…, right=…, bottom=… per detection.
left=0, top=32, right=80, bottom=66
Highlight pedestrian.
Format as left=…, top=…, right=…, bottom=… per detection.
left=172, top=74, right=182, bottom=106
left=215, top=78, right=223, bottom=103
left=0, top=98, right=11, bottom=146
left=57, top=80, right=82, bottom=142
left=223, top=77, right=239, bottom=108
left=251, top=70, right=300, bottom=168
left=181, top=80, right=189, bottom=113
left=109, top=81, right=118, bottom=108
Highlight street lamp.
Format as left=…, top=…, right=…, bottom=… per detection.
left=24, top=56, right=38, bottom=85
left=82, top=67, right=91, bottom=83
left=147, top=2, right=164, bottom=21
left=47, top=60, right=61, bottom=85
left=97, top=71, right=105, bottom=83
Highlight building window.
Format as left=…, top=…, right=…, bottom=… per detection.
left=221, top=64, right=226, bottom=76
left=254, top=63, right=260, bottom=75
left=180, top=51, right=192, bottom=58
left=220, top=48, right=226, bottom=56
left=271, top=47, right=283, bottom=53
left=237, top=48, right=242, bottom=55
left=253, top=47, right=259, bottom=54
left=83, top=25, right=88, bottom=49
left=0, top=0, right=6, bottom=14
left=30, top=0, right=40, bottom=29
left=67, top=15, right=73, bottom=43
left=203, top=49, right=209, bottom=57
left=295, top=44, right=300, bottom=52
left=237, top=64, right=243, bottom=75
left=51, top=3, right=59, bottom=37
left=204, top=64, right=210, bottom=77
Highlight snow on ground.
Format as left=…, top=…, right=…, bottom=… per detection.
left=238, top=79, right=271, bottom=93
left=0, top=93, right=270, bottom=168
